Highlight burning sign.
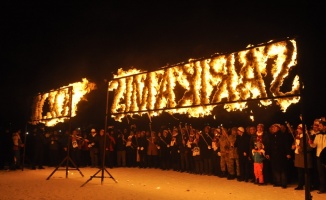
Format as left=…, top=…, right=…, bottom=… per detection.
left=30, top=78, right=96, bottom=126
left=109, top=38, right=300, bottom=121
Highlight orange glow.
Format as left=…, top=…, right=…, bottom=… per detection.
left=31, top=78, right=96, bottom=126
left=109, top=39, right=300, bottom=121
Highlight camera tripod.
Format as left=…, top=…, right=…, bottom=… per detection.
left=46, top=134, right=84, bottom=180
left=81, top=83, right=117, bottom=186
left=81, top=132, right=117, bottom=186
left=81, top=160, right=117, bottom=187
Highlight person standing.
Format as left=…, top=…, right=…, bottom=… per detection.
left=309, top=119, right=321, bottom=190
left=136, top=131, right=148, bottom=168
left=247, top=126, right=257, bottom=182
left=252, top=142, right=265, bottom=185
left=309, top=120, right=326, bottom=194
left=178, top=127, right=189, bottom=173
left=292, top=124, right=314, bottom=190
left=147, top=131, right=159, bottom=168
left=235, top=126, right=251, bottom=182
left=30, top=126, right=46, bottom=169
left=126, top=131, right=136, bottom=167
left=12, top=129, right=24, bottom=170
left=98, top=129, right=110, bottom=167
left=68, top=129, right=82, bottom=167
left=266, top=124, right=292, bottom=188
left=80, top=131, right=91, bottom=167
left=48, top=130, right=61, bottom=167
left=281, top=123, right=296, bottom=185
left=192, top=130, right=203, bottom=174
left=86, top=128, right=100, bottom=168
left=250, top=123, right=271, bottom=184
left=107, top=128, right=116, bottom=168
left=116, top=130, right=127, bottom=167
left=186, top=132, right=195, bottom=173
left=218, top=127, right=231, bottom=178
left=158, top=130, right=171, bottom=170
left=169, top=131, right=180, bottom=171
left=201, top=125, right=214, bottom=175
left=211, top=128, right=222, bottom=177
left=228, top=127, right=239, bottom=180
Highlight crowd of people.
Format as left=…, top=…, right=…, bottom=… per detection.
left=1, top=117, right=326, bottom=194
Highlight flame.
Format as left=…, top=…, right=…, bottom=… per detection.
left=31, top=78, right=96, bottom=126
left=109, top=39, right=300, bottom=121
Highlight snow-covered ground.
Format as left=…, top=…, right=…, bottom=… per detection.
left=0, top=167, right=324, bottom=200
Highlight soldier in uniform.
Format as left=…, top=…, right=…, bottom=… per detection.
left=218, top=127, right=231, bottom=178
left=227, top=127, right=239, bottom=180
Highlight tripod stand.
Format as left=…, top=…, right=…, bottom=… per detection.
left=46, top=133, right=84, bottom=180
left=81, top=81, right=117, bottom=186
left=81, top=144, right=118, bottom=187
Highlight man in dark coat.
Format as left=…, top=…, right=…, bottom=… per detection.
left=266, top=124, right=292, bottom=188
left=30, top=126, right=46, bottom=169
left=292, top=124, right=314, bottom=190
left=85, top=128, right=100, bottom=168
left=235, top=126, right=251, bottom=182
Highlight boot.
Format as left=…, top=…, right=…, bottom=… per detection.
left=227, top=174, right=235, bottom=180
left=219, top=171, right=226, bottom=178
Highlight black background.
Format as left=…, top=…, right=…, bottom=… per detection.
left=1, top=1, right=325, bottom=131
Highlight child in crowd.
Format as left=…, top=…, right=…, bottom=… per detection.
left=252, top=142, right=265, bottom=185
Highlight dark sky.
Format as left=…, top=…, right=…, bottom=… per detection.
left=1, top=1, right=325, bottom=130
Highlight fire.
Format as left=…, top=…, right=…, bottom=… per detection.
left=109, top=39, right=300, bottom=121
left=31, top=78, right=96, bottom=126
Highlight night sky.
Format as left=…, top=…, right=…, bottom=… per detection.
left=1, top=1, right=325, bottom=131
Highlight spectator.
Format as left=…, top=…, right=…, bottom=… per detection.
left=309, top=120, right=326, bottom=194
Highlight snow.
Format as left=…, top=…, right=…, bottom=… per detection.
left=0, top=167, right=324, bottom=200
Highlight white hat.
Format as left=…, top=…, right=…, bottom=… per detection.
left=172, top=132, right=178, bottom=137
left=272, top=124, right=281, bottom=129
left=297, top=124, right=303, bottom=129
left=238, top=127, right=245, bottom=133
